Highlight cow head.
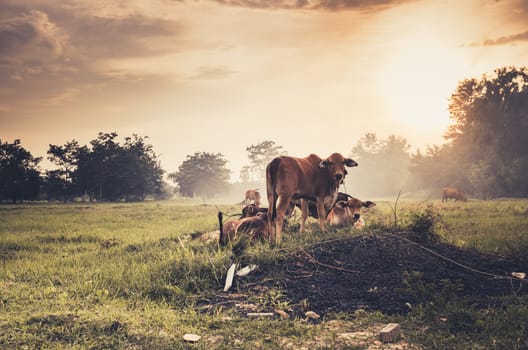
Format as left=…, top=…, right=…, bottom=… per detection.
left=319, top=153, right=358, bottom=183
left=335, top=198, right=376, bottom=222
left=241, top=204, right=260, bottom=218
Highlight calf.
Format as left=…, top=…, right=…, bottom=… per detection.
left=326, top=196, right=376, bottom=227
left=295, top=192, right=376, bottom=227
left=218, top=210, right=270, bottom=246
left=241, top=203, right=267, bottom=218
left=218, top=204, right=269, bottom=246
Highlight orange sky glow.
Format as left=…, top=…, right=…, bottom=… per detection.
left=1, top=0, right=527, bottom=181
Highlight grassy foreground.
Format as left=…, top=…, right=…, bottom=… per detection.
left=1, top=199, right=528, bottom=349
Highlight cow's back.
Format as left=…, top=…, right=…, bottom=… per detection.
left=272, top=154, right=323, bottom=196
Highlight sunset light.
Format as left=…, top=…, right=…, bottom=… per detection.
left=1, top=0, right=527, bottom=180
left=2, top=2, right=528, bottom=347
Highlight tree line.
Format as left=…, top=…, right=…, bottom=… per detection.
left=0, top=132, right=165, bottom=203
left=336, top=66, right=528, bottom=200
left=2, top=66, right=527, bottom=202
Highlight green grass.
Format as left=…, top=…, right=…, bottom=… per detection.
left=1, top=199, right=528, bottom=349
left=370, top=199, right=528, bottom=257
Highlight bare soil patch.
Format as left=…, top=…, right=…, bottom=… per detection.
left=208, top=234, right=527, bottom=317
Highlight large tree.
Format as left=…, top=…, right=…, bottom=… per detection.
left=46, top=140, right=87, bottom=201
left=346, top=133, right=411, bottom=198
left=243, top=140, right=286, bottom=182
left=410, top=66, right=528, bottom=199
left=448, top=66, right=528, bottom=198
left=170, top=152, right=230, bottom=199
left=47, top=132, right=164, bottom=201
left=0, top=139, right=41, bottom=203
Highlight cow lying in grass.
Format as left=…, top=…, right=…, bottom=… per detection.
left=241, top=203, right=267, bottom=218
left=219, top=193, right=375, bottom=245
left=295, top=192, right=376, bottom=228
left=326, top=195, right=376, bottom=228
left=218, top=204, right=270, bottom=246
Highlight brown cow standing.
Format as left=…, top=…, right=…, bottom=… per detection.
left=266, top=153, right=358, bottom=243
left=244, top=189, right=261, bottom=207
left=442, top=187, right=467, bottom=202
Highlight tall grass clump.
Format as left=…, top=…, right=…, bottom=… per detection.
left=401, top=203, right=445, bottom=243
left=146, top=243, right=228, bottom=307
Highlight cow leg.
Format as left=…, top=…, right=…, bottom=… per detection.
left=274, top=195, right=291, bottom=244
left=300, top=199, right=309, bottom=232
left=316, top=199, right=327, bottom=232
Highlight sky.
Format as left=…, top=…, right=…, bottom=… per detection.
left=1, top=0, right=528, bottom=182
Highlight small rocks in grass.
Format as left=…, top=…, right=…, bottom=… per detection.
left=247, top=312, right=274, bottom=318
left=274, top=309, right=289, bottom=319
left=236, top=264, right=258, bottom=277
left=379, top=323, right=400, bottom=343
left=305, top=311, right=320, bottom=320
left=512, top=272, right=526, bottom=279
left=183, top=333, right=201, bottom=343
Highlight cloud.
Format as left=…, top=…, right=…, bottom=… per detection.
left=68, top=14, right=183, bottom=59
left=211, top=0, right=416, bottom=11
left=40, top=87, right=81, bottom=107
left=0, top=9, right=68, bottom=62
left=481, top=29, right=528, bottom=46
left=188, top=65, right=237, bottom=80
left=0, top=1, right=185, bottom=113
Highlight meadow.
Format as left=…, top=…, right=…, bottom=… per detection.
left=1, top=199, right=528, bottom=349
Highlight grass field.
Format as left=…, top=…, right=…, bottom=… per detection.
left=1, top=199, right=528, bottom=349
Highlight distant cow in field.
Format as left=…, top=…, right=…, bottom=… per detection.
left=245, top=189, right=261, bottom=207
left=266, top=153, right=358, bottom=243
left=442, top=187, right=467, bottom=202
left=295, top=192, right=376, bottom=228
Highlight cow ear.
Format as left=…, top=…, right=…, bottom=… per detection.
left=335, top=200, right=348, bottom=209
left=344, top=158, right=358, bottom=167
left=362, top=201, right=376, bottom=208
left=319, top=159, right=330, bottom=168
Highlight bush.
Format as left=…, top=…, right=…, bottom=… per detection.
left=402, top=204, right=444, bottom=243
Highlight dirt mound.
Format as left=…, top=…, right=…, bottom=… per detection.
left=220, top=234, right=527, bottom=316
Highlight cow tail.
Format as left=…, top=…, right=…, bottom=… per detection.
left=218, top=211, right=225, bottom=246
left=266, top=157, right=281, bottom=223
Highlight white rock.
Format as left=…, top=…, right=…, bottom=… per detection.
left=305, top=311, right=320, bottom=320
left=236, top=264, right=258, bottom=277
left=223, top=263, right=237, bottom=292
left=512, top=272, right=526, bottom=279
left=183, top=333, right=201, bottom=343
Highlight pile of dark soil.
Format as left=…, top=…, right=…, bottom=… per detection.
left=212, top=234, right=528, bottom=316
